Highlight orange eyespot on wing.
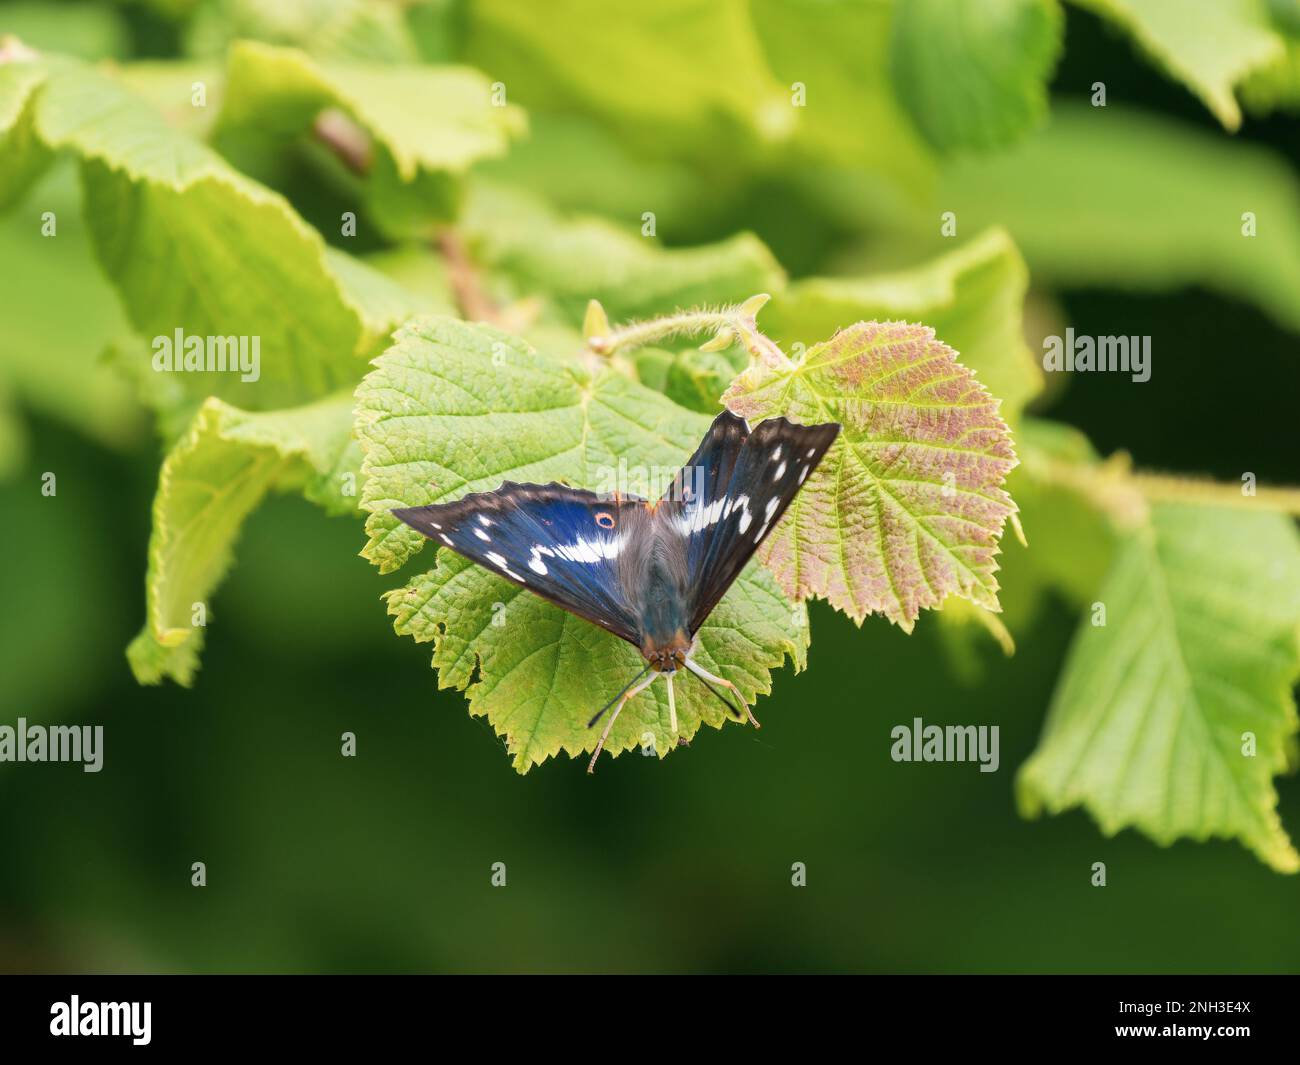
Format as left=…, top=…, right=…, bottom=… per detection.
left=595, top=511, right=616, bottom=529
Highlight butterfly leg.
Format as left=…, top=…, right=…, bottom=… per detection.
left=685, top=658, right=760, bottom=728
left=587, top=670, right=659, bottom=773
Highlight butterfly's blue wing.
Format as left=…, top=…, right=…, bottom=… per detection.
left=393, top=483, right=646, bottom=647
left=663, top=411, right=840, bottom=634
left=393, top=413, right=839, bottom=654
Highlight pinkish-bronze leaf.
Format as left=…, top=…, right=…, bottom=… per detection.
left=723, top=321, right=1018, bottom=631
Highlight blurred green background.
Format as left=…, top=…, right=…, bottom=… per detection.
left=1, top=0, right=1299, bottom=973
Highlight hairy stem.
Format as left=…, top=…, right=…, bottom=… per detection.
left=586, top=295, right=792, bottom=370
left=589, top=308, right=735, bottom=354
left=1040, top=454, right=1300, bottom=526
left=1131, top=471, right=1300, bottom=516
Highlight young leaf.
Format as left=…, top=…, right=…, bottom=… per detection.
left=215, top=40, right=525, bottom=231
left=890, top=0, right=1063, bottom=153
left=936, top=104, right=1300, bottom=335
left=994, top=418, right=1117, bottom=633
left=0, top=59, right=51, bottom=207
left=476, top=113, right=703, bottom=229
left=1018, top=504, right=1300, bottom=873
left=723, top=321, right=1017, bottom=630
left=26, top=56, right=426, bottom=409
left=1239, top=3, right=1300, bottom=116
left=749, top=0, right=935, bottom=194
left=463, top=182, right=784, bottom=323
left=634, top=345, right=748, bottom=415
left=0, top=2, right=129, bottom=62
left=0, top=163, right=138, bottom=449
left=129, top=393, right=358, bottom=686
left=1071, top=0, right=1283, bottom=130
left=116, top=60, right=225, bottom=139
left=184, top=0, right=421, bottom=63
left=464, top=0, right=790, bottom=159
left=356, top=316, right=810, bottom=771
left=220, top=40, right=524, bottom=179
left=764, top=228, right=1043, bottom=425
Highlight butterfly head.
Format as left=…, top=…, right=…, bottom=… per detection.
left=642, top=631, right=690, bottom=673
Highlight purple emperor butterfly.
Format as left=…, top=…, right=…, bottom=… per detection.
left=394, top=410, right=840, bottom=770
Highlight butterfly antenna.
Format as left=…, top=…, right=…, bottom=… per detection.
left=587, top=662, right=655, bottom=729
left=686, top=666, right=743, bottom=720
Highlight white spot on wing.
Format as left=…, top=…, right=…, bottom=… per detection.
left=439, top=534, right=452, bottom=546
left=486, top=550, right=523, bottom=582
left=798, top=464, right=810, bottom=484
left=674, top=496, right=726, bottom=536
left=474, top=528, right=490, bottom=542
left=737, top=496, right=753, bottom=533
left=774, top=460, right=787, bottom=480
left=772, top=445, right=783, bottom=463
left=554, top=534, right=622, bottom=564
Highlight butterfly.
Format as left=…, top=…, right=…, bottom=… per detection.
left=393, top=409, right=841, bottom=771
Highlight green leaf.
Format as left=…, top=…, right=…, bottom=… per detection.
left=184, top=0, right=421, bottom=63
left=0, top=1, right=130, bottom=62
left=463, top=0, right=791, bottom=159
left=723, top=321, right=1018, bottom=630
left=0, top=160, right=139, bottom=450
left=25, top=56, right=429, bottom=410
left=220, top=40, right=524, bottom=179
left=215, top=40, right=525, bottom=231
left=115, top=60, right=225, bottom=140
left=763, top=228, right=1043, bottom=425
left=359, top=245, right=459, bottom=318
left=1018, top=503, right=1300, bottom=873
left=1070, top=0, right=1284, bottom=130
left=634, top=344, right=748, bottom=415
left=0, top=59, right=51, bottom=207
left=749, top=0, right=935, bottom=195
left=475, top=113, right=703, bottom=229
left=890, top=0, right=1063, bottom=153
left=356, top=316, right=809, bottom=772
left=464, top=181, right=785, bottom=323
left=995, top=418, right=1117, bottom=632
left=1239, top=0, right=1300, bottom=116
left=386, top=554, right=805, bottom=773
left=128, top=392, right=358, bottom=686
left=937, top=103, right=1300, bottom=335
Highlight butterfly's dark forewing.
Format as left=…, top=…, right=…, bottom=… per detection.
left=663, top=411, right=840, bottom=634
left=393, top=483, right=646, bottom=646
